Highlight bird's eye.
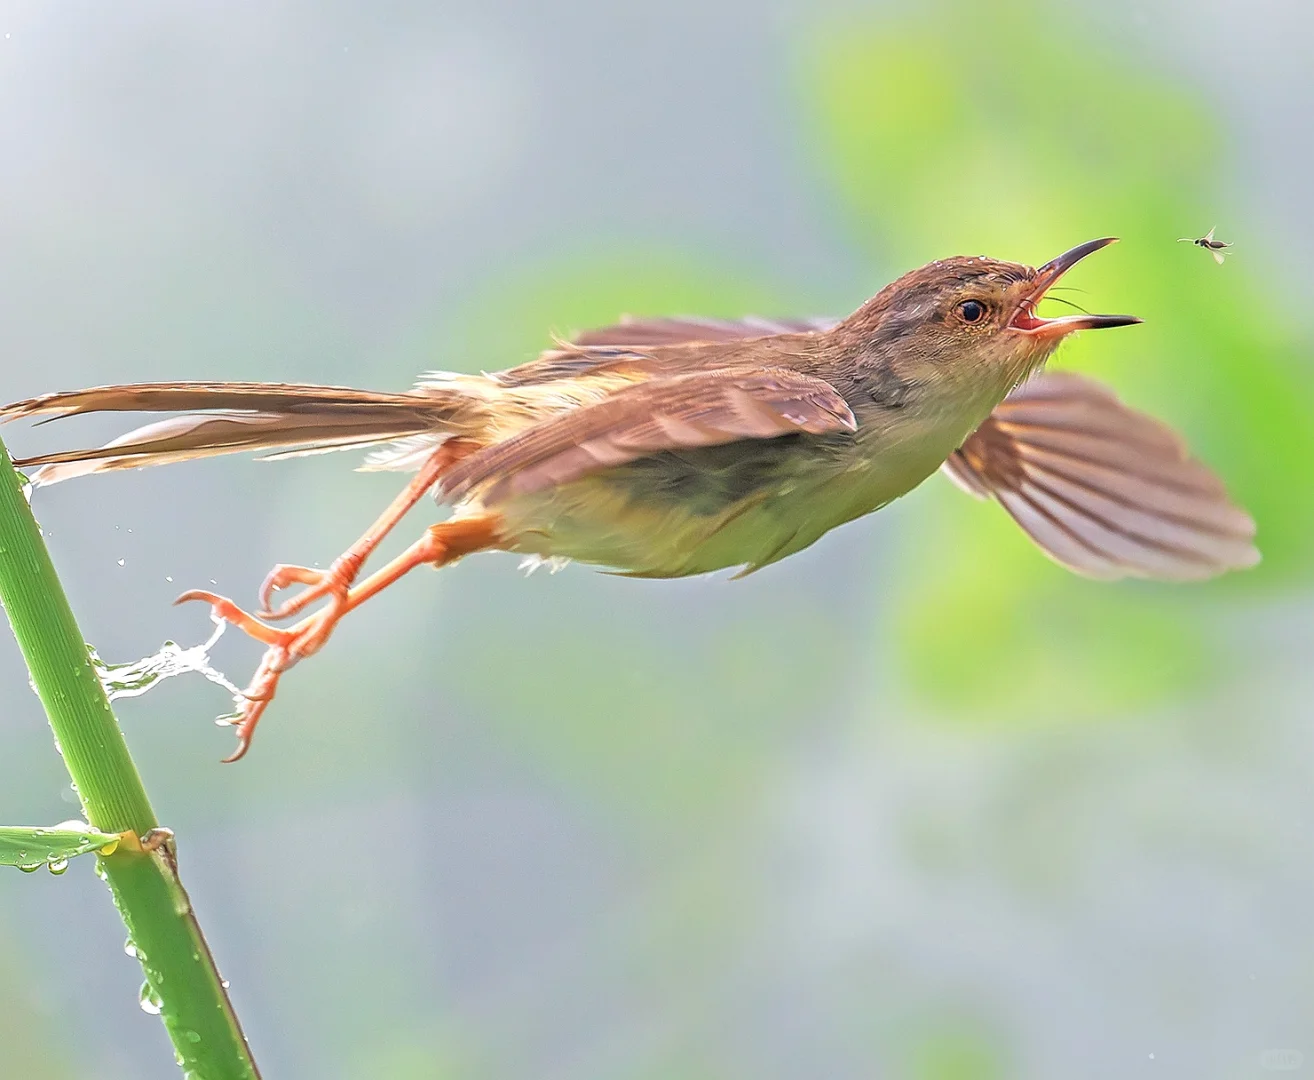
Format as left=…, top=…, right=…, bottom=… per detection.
left=959, top=299, right=987, bottom=323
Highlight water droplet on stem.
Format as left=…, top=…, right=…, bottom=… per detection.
left=138, top=981, right=163, bottom=1015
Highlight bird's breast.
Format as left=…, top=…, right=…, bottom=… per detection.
left=484, top=398, right=973, bottom=577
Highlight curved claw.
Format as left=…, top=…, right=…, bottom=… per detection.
left=175, top=587, right=222, bottom=606
left=175, top=589, right=290, bottom=646
left=176, top=587, right=303, bottom=760
left=257, top=564, right=326, bottom=619
left=179, top=582, right=344, bottom=761
left=171, top=507, right=491, bottom=763
left=256, top=556, right=360, bottom=621
left=221, top=719, right=260, bottom=763
left=218, top=659, right=288, bottom=762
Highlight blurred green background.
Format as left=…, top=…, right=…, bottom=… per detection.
left=2, top=1, right=1312, bottom=1077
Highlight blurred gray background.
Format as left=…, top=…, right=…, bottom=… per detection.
left=2, top=1, right=1314, bottom=1077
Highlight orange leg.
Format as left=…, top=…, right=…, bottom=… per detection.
left=256, top=438, right=477, bottom=621
left=179, top=514, right=502, bottom=762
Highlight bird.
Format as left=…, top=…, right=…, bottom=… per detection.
left=1178, top=226, right=1232, bottom=264
left=1, top=237, right=1258, bottom=760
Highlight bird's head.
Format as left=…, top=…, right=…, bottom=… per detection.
left=843, top=237, right=1141, bottom=397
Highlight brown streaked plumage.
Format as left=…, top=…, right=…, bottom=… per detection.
left=0, top=238, right=1258, bottom=760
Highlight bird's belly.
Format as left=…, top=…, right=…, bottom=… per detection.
left=488, top=432, right=947, bottom=577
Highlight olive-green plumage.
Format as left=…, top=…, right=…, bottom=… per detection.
left=0, top=238, right=1259, bottom=759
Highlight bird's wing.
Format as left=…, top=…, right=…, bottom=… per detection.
left=491, top=316, right=838, bottom=388
left=441, top=367, right=855, bottom=504
left=569, top=315, right=837, bottom=346
left=941, top=372, right=1258, bottom=581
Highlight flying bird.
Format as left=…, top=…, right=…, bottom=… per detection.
left=2, top=238, right=1258, bottom=760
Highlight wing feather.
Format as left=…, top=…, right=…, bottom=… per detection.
left=569, top=315, right=836, bottom=347
left=441, top=367, right=856, bottom=504
left=943, top=372, right=1258, bottom=581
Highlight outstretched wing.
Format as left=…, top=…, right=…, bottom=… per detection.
left=490, top=315, right=837, bottom=389
left=942, top=372, right=1258, bottom=581
left=569, top=315, right=836, bottom=347
left=440, top=366, right=855, bottom=504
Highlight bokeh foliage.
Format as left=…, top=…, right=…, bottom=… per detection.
left=802, top=0, right=1314, bottom=717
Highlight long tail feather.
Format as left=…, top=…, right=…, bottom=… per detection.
left=1, top=380, right=470, bottom=486
left=2, top=381, right=441, bottom=421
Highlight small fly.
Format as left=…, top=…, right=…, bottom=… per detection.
left=1178, top=226, right=1232, bottom=265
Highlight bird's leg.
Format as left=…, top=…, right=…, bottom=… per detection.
left=179, top=514, right=502, bottom=762
left=256, top=438, right=477, bottom=621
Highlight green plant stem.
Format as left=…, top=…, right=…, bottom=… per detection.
left=0, top=439, right=260, bottom=1079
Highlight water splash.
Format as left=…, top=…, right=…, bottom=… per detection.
left=88, top=615, right=244, bottom=712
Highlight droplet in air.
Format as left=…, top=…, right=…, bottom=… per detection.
left=47, top=857, right=69, bottom=875
left=117, top=559, right=125, bottom=566
left=138, top=981, right=163, bottom=1015
left=166, top=576, right=173, bottom=582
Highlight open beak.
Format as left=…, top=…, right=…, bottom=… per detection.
left=1010, top=237, right=1142, bottom=335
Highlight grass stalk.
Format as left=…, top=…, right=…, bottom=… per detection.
left=0, top=437, right=260, bottom=1079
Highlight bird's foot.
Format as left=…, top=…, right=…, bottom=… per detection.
left=256, top=553, right=362, bottom=620
left=172, top=513, right=503, bottom=763
left=175, top=589, right=345, bottom=762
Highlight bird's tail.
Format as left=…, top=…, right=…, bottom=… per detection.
left=1, top=381, right=476, bottom=486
